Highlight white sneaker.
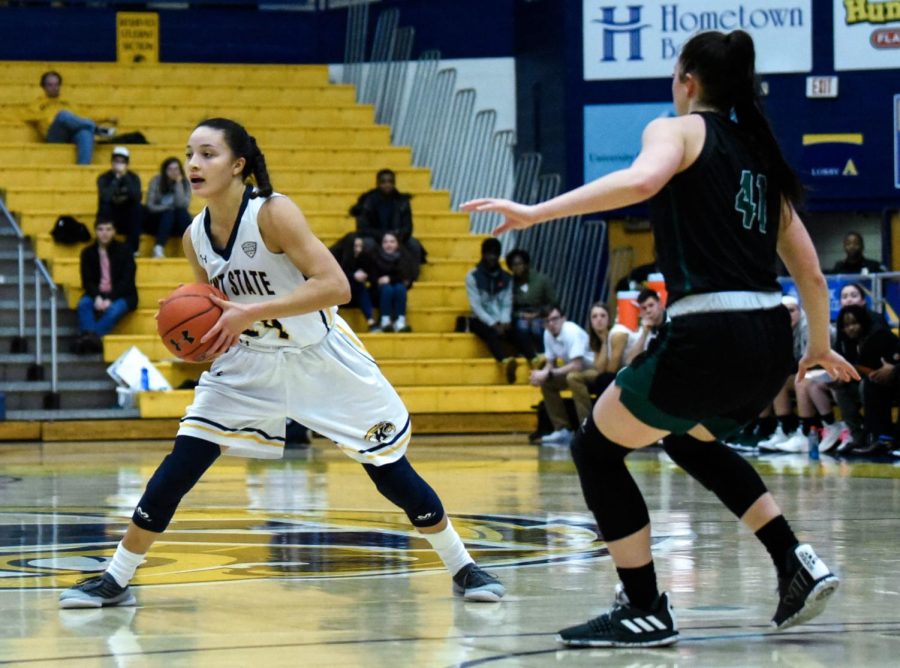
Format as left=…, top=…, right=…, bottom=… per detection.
left=776, top=428, right=809, bottom=453
left=152, top=245, right=165, bottom=258
left=541, top=428, right=573, bottom=446
left=818, top=422, right=844, bottom=453
left=758, top=426, right=788, bottom=451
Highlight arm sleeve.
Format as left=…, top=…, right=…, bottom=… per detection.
left=145, top=177, right=167, bottom=213
left=96, top=173, right=116, bottom=203
left=80, top=249, right=99, bottom=297
left=498, top=283, right=513, bottom=325
left=109, top=249, right=137, bottom=302
left=126, top=173, right=142, bottom=203
left=466, top=272, right=494, bottom=326
left=566, top=326, right=591, bottom=361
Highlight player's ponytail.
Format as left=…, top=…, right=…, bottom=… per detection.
left=678, top=30, right=804, bottom=209
left=194, top=117, right=276, bottom=198
left=247, top=136, right=273, bottom=199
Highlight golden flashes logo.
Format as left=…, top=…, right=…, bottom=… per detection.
left=0, top=509, right=689, bottom=589
left=365, top=421, right=396, bottom=444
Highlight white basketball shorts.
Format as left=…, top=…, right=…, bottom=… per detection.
left=177, top=318, right=410, bottom=466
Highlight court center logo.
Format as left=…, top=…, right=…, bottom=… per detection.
left=0, top=509, right=684, bottom=589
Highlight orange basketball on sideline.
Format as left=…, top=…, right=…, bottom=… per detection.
left=156, top=283, right=228, bottom=362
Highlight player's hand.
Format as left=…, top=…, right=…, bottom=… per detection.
left=201, top=295, right=254, bottom=357
left=796, top=349, right=859, bottom=385
left=460, top=198, right=539, bottom=236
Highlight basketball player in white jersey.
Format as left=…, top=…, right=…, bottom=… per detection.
left=60, top=118, right=505, bottom=607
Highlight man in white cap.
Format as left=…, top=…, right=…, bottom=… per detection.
left=97, top=146, right=143, bottom=255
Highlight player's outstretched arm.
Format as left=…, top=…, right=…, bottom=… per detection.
left=777, top=204, right=859, bottom=384
left=462, top=117, right=686, bottom=235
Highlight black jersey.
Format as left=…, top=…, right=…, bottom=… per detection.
left=648, top=111, right=782, bottom=306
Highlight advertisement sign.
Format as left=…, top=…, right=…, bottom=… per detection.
left=895, top=94, right=900, bottom=189
left=834, top=0, right=900, bottom=71
left=583, top=0, right=813, bottom=80
left=779, top=275, right=879, bottom=322
left=584, top=102, right=673, bottom=182
left=800, top=133, right=864, bottom=179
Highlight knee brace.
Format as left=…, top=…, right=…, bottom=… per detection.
left=133, top=435, right=220, bottom=532
left=363, top=456, right=445, bottom=528
left=662, top=433, right=767, bottom=518
left=570, top=419, right=650, bottom=542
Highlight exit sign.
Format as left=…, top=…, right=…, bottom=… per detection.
left=806, top=76, right=839, bottom=98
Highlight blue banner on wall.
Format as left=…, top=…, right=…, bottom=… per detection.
left=895, top=94, right=900, bottom=189
left=583, top=102, right=672, bottom=183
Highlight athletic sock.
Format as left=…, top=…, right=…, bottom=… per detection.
left=105, top=541, right=145, bottom=588
left=755, top=515, right=799, bottom=579
left=820, top=410, right=835, bottom=426
left=421, top=519, right=473, bottom=576
left=617, top=561, right=659, bottom=610
left=778, top=414, right=799, bottom=434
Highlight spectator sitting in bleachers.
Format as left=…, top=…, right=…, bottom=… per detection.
left=531, top=304, right=592, bottom=446
left=75, top=219, right=137, bottom=355
left=371, top=231, right=416, bottom=333
left=830, top=231, right=886, bottom=275
left=466, top=238, right=538, bottom=384
left=335, top=234, right=378, bottom=331
left=350, top=168, right=426, bottom=276
left=833, top=304, right=900, bottom=456
left=97, top=146, right=143, bottom=255
left=624, top=288, right=667, bottom=365
left=145, top=157, right=192, bottom=259
left=506, top=248, right=557, bottom=351
left=21, top=70, right=115, bottom=165
left=566, top=302, right=620, bottom=426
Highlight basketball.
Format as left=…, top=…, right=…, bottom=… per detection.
left=156, top=283, right=228, bottom=362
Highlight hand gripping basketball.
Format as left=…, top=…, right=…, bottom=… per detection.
left=156, top=284, right=228, bottom=362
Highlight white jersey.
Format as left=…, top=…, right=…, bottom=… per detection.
left=190, top=188, right=337, bottom=349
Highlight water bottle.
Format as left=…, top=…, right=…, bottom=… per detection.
left=140, top=367, right=150, bottom=391
left=808, top=427, right=820, bottom=461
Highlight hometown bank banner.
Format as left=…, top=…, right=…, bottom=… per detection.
left=583, top=0, right=813, bottom=80
left=834, top=0, right=900, bottom=71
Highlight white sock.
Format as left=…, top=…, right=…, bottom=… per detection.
left=380, top=315, right=391, bottom=327
left=421, top=519, right=473, bottom=576
left=395, top=315, right=407, bottom=329
left=105, top=542, right=145, bottom=588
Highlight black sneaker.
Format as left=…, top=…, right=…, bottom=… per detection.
left=557, top=585, right=678, bottom=648
left=59, top=572, right=136, bottom=609
left=452, top=563, right=506, bottom=602
left=772, top=543, right=839, bottom=630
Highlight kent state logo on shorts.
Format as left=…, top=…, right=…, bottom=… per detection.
left=0, top=509, right=685, bottom=589
left=365, top=421, right=397, bottom=444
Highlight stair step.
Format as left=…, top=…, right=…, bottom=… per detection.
left=5, top=408, right=141, bottom=421
left=138, top=385, right=543, bottom=418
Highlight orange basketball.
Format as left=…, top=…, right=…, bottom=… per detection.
left=156, top=283, right=228, bottom=362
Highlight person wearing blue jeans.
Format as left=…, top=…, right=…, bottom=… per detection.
left=372, top=231, right=416, bottom=332
left=23, top=71, right=114, bottom=165
left=46, top=110, right=96, bottom=165
left=75, top=220, right=138, bottom=354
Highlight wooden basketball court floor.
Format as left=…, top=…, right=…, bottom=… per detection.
left=1, top=435, right=899, bottom=667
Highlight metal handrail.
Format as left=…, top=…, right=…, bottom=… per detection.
left=33, top=260, right=60, bottom=398
left=0, top=196, right=59, bottom=400
left=0, top=197, right=27, bottom=350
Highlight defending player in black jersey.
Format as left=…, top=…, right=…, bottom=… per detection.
left=464, top=30, right=858, bottom=648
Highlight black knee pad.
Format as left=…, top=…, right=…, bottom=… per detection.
left=133, top=435, right=220, bottom=532
left=663, top=433, right=767, bottom=518
left=570, top=419, right=650, bottom=542
left=364, top=456, right=445, bottom=528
